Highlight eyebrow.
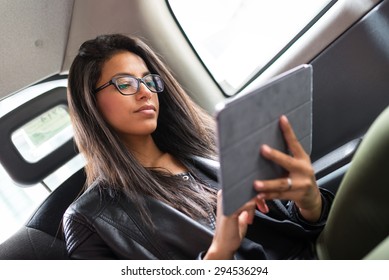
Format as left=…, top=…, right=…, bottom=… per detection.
left=112, top=71, right=151, bottom=78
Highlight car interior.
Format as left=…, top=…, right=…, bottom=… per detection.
left=0, top=0, right=388, bottom=259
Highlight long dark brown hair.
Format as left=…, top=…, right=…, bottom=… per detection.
left=67, top=34, right=217, bottom=222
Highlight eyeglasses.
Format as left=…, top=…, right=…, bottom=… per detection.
left=94, top=74, right=164, bottom=95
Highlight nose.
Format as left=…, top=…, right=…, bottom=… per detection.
left=136, top=82, right=153, bottom=100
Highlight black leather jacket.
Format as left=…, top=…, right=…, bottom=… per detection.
left=63, top=156, right=333, bottom=259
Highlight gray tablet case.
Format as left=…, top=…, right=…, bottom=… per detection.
left=215, top=64, right=313, bottom=215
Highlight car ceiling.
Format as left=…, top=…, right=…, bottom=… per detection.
left=0, top=0, right=73, bottom=99
left=0, top=0, right=381, bottom=113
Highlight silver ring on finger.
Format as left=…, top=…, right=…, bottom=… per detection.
left=286, top=177, right=292, bottom=191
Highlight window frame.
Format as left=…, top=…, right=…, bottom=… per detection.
left=167, top=0, right=338, bottom=96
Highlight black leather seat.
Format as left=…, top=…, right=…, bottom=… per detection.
left=0, top=168, right=85, bottom=259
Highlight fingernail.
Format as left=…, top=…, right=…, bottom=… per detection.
left=261, top=145, right=271, bottom=155
left=254, top=181, right=263, bottom=189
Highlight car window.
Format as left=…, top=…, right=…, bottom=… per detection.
left=168, top=0, right=335, bottom=95
left=0, top=79, right=85, bottom=244
left=12, top=105, right=73, bottom=163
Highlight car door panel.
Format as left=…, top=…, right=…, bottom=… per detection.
left=310, top=0, right=389, bottom=191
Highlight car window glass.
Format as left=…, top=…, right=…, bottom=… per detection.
left=168, top=0, right=334, bottom=95
left=11, top=105, right=73, bottom=163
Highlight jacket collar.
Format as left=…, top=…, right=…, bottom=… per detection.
left=186, top=155, right=220, bottom=190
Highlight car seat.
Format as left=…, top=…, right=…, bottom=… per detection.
left=316, top=105, right=389, bottom=259
left=0, top=169, right=85, bottom=259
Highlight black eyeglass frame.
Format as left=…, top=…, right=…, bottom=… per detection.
left=94, top=74, right=164, bottom=95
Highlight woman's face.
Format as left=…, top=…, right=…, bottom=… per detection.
left=95, top=51, right=159, bottom=140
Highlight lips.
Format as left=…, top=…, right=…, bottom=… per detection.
left=135, top=104, right=156, bottom=113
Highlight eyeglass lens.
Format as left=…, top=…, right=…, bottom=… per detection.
left=115, top=74, right=164, bottom=95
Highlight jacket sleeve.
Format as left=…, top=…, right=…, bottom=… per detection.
left=288, top=187, right=334, bottom=229
left=62, top=212, right=117, bottom=260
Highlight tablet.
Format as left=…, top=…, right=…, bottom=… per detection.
left=215, top=64, right=313, bottom=215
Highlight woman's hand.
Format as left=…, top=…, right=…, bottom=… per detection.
left=203, top=190, right=256, bottom=260
left=254, top=115, right=322, bottom=222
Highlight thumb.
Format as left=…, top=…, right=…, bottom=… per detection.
left=238, top=210, right=249, bottom=238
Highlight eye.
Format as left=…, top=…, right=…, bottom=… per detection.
left=118, top=83, right=131, bottom=90
left=116, top=77, right=137, bottom=91
left=145, top=80, right=156, bottom=88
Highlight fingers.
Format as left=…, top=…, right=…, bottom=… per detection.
left=279, top=115, right=307, bottom=159
left=252, top=115, right=322, bottom=222
left=261, top=116, right=308, bottom=166
left=238, top=210, right=250, bottom=237
left=256, top=198, right=269, bottom=213
left=216, top=190, right=255, bottom=224
left=261, top=144, right=296, bottom=171
left=260, top=116, right=312, bottom=173
left=236, top=198, right=256, bottom=221
left=254, top=177, right=296, bottom=201
left=238, top=211, right=249, bottom=226
left=236, top=202, right=256, bottom=238
left=208, top=190, right=255, bottom=259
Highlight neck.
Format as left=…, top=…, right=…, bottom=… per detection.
left=121, top=134, right=163, bottom=167
left=122, top=134, right=187, bottom=175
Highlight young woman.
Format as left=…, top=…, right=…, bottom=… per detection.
left=62, top=33, right=335, bottom=260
